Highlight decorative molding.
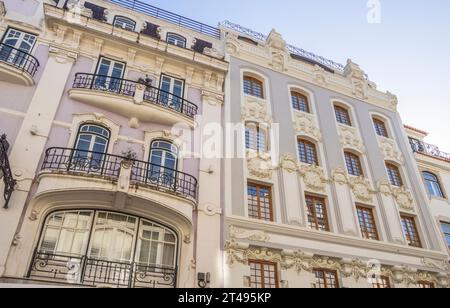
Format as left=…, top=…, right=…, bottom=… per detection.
left=338, top=124, right=365, bottom=153
left=229, top=226, right=270, bottom=243
left=279, top=154, right=298, bottom=174
left=421, top=258, right=449, bottom=271
left=299, top=164, right=328, bottom=193
left=391, top=186, right=415, bottom=212
left=332, top=167, right=348, bottom=185
left=241, top=96, right=272, bottom=124
left=378, top=136, right=404, bottom=164
left=201, top=90, right=224, bottom=106
left=247, top=153, right=275, bottom=180
left=48, top=46, right=78, bottom=64
left=293, top=112, right=321, bottom=141
left=348, top=176, right=375, bottom=203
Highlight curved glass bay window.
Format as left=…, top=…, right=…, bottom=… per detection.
left=148, top=140, right=178, bottom=189
left=31, top=210, right=178, bottom=288
left=72, top=124, right=110, bottom=171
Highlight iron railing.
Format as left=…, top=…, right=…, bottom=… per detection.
left=0, top=43, right=40, bottom=77
left=0, top=134, right=15, bottom=208
left=221, top=20, right=358, bottom=75
left=28, top=250, right=177, bottom=288
left=109, top=0, right=221, bottom=39
left=131, top=159, right=198, bottom=200
left=41, top=147, right=198, bottom=200
left=72, top=73, right=198, bottom=118
left=409, top=138, right=450, bottom=162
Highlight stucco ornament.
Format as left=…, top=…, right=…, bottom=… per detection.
left=0, top=2, right=5, bottom=22
left=338, top=125, right=365, bottom=153
left=349, top=176, right=375, bottom=203
left=313, top=65, right=328, bottom=85
left=391, top=186, right=415, bottom=212
left=378, top=137, right=403, bottom=164
left=386, top=91, right=399, bottom=111
left=341, top=259, right=369, bottom=282
left=265, top=29, right=288, bottom=72
left=241, top=97, right=272, bottom=124
left=229, top=226, right=270, bottom=243
left=293, top=112, right=322, bottom=141
left=225, top=32, right=240, bottom=55
left=392, top=266, right=417, bottom=286
left=377, top=179, right=392, bottom=196
left=247, top=154, right=275, bottom=180
left=344, top=59, right=368, bottom=100
left=201, top=90, right=224, bottom=106
left=279, top=154, right=299, bottom=173
left=282, top=251, right=315, bottom=273
left=299, top=164, right=328, bottom=192
left=332, top=167, right=348, bottom=185
left=224, top=241, right=283, bottom=266
left=203, top=47, right=224, bottom=59
left=421, top=258, right=449, bottom=271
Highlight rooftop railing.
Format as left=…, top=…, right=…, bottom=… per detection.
left=409, top=138, right=450, bottom=162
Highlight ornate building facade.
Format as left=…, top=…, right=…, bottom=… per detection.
left=0, top=0, right=448, bottom=288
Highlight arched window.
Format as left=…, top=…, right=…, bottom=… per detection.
left=344, top=151, right=363, bottom=176
left=245, top=122, right=268, bottom=152
left=73, top=124, right=110, bottom=170
left=297, top=138, right=318, bottom=165
left=113, top=16, right=136, bottom=31
left=373, top=117, right=389, bottom=138
left=34, top=210, right=178, bottom=287
left=0, top=28, right=37, bottom=67
left=334, top=105, right=352, bottom=126
left=423, top=172, right=444, bottom=198
left=243, top=76, right=264, bottom=99
left=291, top=91, right=310, bottom=113
left=386, top=163, right=403, bottom=187
left=166, top=33, right=187, bottom=48
left=148, top=140, right=178, bottom=187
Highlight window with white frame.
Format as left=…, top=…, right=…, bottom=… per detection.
left=113, top=16, right=136, bottom=31
left=166, top=33, right=187, bottom=48
left=423, top=172, right=445, bottom=198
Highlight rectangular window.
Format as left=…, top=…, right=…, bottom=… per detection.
left=417, top=281, right=435, bottom=288
left=243, top=76, right=264, bottom=98
left=386, top=163, right=403, bottom=187
left=246, top=124, right=268, bottom=152
left=298, top=139, right=318, bottom=166
left=291, top=92, right=310, bottom=113
left=306, top=195, right=330, bottom=231
left=441, top=222, right=450, bottom=249
left=247, top=183, right=273, bottom=222
left=344, top=152, right=363, bottom=177
left=0, top=28, right=37, bottom=68
left=373, top=119, right=389, bottom=138
left=249, top=260, right=278, bottom=288
left=356, top=206, right=379, bottom=240
left=401, top=216, right=422, bottom=248
left=334, top=106, right=352, bottom=126
left=370, top=276, right=391, bottom=288
left=313, top=269, right=339, bottom=288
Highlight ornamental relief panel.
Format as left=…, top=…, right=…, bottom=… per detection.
left=378, top=136, right=404, bottom=164
left=242, top=96, right=272, bottom=124
left=377, top=180, right=416, bottom=213
left=338, top=124, right=365, bottom=153
left=348, top=176, right=376, bottom=203
left=224, top=243, right=450, bottom=286
left=293, top=112, right=322, bottom=141
left=246, top=152, right=275, bottom=180
left=279, top=154, right=328, bottom=192
left=229, top=225, right=270, bottom=243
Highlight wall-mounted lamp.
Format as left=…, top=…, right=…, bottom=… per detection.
left=197, top=272, right=211, bottom=288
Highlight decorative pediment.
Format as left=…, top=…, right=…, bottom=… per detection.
left=247, top=153, right=275, bottom=180
left=378, top=137, right=403, bottom=164
left=299, top=164, right=328, bottom=193
left=242, top=96, right=272, bottom=124
left=338, top=124, right=365, bottom=153
left=294, top=112, right=321, bottom=141
left=348, top=176, right=375, bottom=203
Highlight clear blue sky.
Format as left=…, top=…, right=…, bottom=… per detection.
left=147, top=0, right=450, bottom=151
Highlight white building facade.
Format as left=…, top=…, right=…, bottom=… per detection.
left=0, top=0, right=448, bottom=289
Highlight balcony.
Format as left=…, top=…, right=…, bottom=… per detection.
left=28, top=250, right=177, bottom=288
left=409, top=138, right=450, bottom=162
left=0, top=43, right=40, bottom=86
left=69, top=73, right=198, bottom=127
left=0, top=134, right=15, bottom=208
left=41, top=147, right=198, bottom=200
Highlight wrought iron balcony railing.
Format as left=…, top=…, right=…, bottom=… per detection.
left=72, top=73, right=198, bottom=118
left=109, top=0, right=221, bottom=39
left=28, top=250, right=177, bottom=288
left=0, top=43, right=40, bottom=77
left=409, top=138, right=450, bottom=162
left=0, top=134, right=15, bottom=208
left=41, top=147, right=198, bottom=200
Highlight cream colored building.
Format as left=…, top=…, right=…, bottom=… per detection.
left=0, top=0, right=449, bottom=289
left=220, top=21, right=450, bottom=288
